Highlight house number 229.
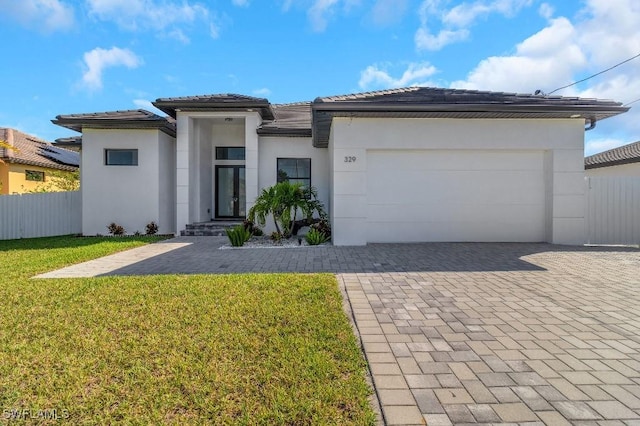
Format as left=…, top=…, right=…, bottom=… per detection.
left=344, top=156, right=357, bottom=163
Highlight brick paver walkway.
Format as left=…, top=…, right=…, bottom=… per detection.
left=36, top=237, right=640, bottom=425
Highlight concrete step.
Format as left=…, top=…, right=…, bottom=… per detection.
left=180, top=221, right=244, bottom=237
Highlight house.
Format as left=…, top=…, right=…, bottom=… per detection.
left=585, top=141, right=640, bottom=176
left=0, top=128, right=80, bottom=195
left=52, top=87, right=628, bottom=245
left=54, top=136, right=82, bottom=152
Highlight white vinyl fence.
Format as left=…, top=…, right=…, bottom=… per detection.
left=585, top=176, right=640, bottom=245
left=0, top=191, right=81, bottom=240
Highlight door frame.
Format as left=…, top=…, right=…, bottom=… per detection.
left=215, top=165, right=245, bottom=219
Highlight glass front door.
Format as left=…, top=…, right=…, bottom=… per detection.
left=216, top=166, right=245, bottom=218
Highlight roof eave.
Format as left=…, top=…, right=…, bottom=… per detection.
left=257, top=128, right=312, bottom=137
left=585, top=157, right=640, bottom=169
left=152, top=101, right=276, bottom=120
left=51, top=118, right=176, bottom=138
left=311, top=104, right=630, bottom=148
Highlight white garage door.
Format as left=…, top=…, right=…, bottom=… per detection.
left=366, top=150, right=546, bottom=242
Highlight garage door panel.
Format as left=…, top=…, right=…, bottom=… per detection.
left=366, top=150, right=546, bottom=242
left=368, top=149, right=544, bottom=171
left=368, top=170, right=544, bottom=205
left=367, top=202, right=544, bottom=224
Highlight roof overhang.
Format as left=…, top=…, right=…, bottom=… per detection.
left=311, top=103, right=630, bottom=147
left=153, top=99, right=275, bottom=121
left=52, top=117, right=176, bottom=137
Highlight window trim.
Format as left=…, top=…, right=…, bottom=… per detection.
left=276, top=158, right=311, bottom=188
left=105, top=149, right=138, bottom=166
left=216, top=146, right=246, bottom=160
left=25, top=170, right=45, bottom=182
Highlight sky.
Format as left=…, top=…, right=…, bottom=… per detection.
left=0, top=0, right=639, bottom=155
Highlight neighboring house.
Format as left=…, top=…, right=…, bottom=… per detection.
left=52, top=87, right=628, bottom=245
left=585, top=141, right=640, bottom=176
left=54, top=136, right=82, bottom=152
left=0, top=128, right=80, bottom=195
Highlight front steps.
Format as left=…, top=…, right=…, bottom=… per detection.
left=180, top=221, right=243, bottom=237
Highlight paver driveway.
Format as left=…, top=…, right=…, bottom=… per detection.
left=38, top=238, right=640, bottom=425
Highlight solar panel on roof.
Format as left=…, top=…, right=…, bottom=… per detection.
left=39, top=145, right=80, bottom=167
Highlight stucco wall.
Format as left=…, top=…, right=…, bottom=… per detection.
left=585, top=162, right=640, bottom=177
left=257, top=136, right=329, bottom=232
left=329, top=117, right=586, bottom=246
left=0, top=163, right=71, bottom=195
left=158, top=131, right=176, bottom=234
left=81, top=128, right=165, bottom=235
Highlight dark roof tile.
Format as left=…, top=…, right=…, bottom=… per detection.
left=585, top=141, right=640, bottom=169
left=52, top=109, right=175, bottom=136
left=0, top=128, right=79, bottom=171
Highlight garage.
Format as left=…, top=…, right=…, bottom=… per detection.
left=366, top=149, right=546, bottom=243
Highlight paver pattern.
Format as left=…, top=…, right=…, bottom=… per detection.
left=36, top=237, right=640, bottom=425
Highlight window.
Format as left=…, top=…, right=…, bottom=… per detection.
left=277, top=158, right=311, bottom=188
left=105, top=149, right=138, bottom=166
left=25, top=170, right=45, bottom=182
left=216, top=147, right=245, bottom=160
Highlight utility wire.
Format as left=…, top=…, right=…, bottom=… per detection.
left=623, top=97, right=640, bottom=107
left=547, top=52, right=640, bottom=95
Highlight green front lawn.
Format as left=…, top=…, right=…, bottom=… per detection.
left=0, top=236, right=375, bottom=424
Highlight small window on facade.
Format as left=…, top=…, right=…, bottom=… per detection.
left=25, top=170, right=45, bottom=182
left=216, top=147, right=245, bottom=160
left=105, top=149, right=138, bottom=166
left=277, top=158, right=311, bottom=188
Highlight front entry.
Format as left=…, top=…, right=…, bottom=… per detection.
left=215, top=165, right=246, bottom=218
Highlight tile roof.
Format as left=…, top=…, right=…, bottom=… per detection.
left=258, top=103, right=312, bottom=136
left=585, top=141, right=640, bottom=169
left=52, top=109, right=175, bottom=136
left=153, top=94, right=275, bottom=120
left=314, top=86, right=624, bottom=107
left=311, top=86, right=628, bottom=147
left=0, top=128, right=79, bottom=171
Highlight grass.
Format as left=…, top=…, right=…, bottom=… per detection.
left=0, top=236, right=375, bottom=424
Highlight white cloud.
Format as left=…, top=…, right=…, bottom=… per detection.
left=253, top=88, right=272, bottom=96
left=86, top=0, right=218, bottom=38
left=585, top=138, right=628, bottom=156
left=370, top=0, right=408, bottom=26
left=308, top=0, right=340, bottom=32
left=450, top=0, right=640, bottom=151
left=359, top=62, right=438, bottom=90
left=415, top=0, right=533, bottom=51
left=282, top=0, right=361, bottom=31
left=81, top=47, right=143, bottom=90
left=232, top=0, right=249, bottom=6
left=415, top=27, right=469, bottom=51
left=538, top=2, right=554, bottom=19
left=0, top=0, right=74, bottom=32
left=451, top=17, right=586, bottom=93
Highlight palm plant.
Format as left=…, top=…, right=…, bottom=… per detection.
left=248, top=181, right=308, bottom=238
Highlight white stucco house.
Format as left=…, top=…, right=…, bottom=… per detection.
left=585, top=141, right=640, bottom=177
left=52, top=87, right=628, bottom=246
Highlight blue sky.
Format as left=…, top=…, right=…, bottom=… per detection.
left=1, top=0, right=638, bottom=155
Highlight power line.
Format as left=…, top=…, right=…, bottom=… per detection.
left=547, top=52, right=640, bottom=95
left=623, top=97, right=640, bottom=107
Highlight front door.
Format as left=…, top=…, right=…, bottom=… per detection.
left=216, top=166, right=246, bottom=218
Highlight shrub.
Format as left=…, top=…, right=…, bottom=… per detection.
left=270, top=231, right=283, bottom=242
left=107, top=223, right=125, bottom=236
left=225, top=225, right=251, bottom=247
left=305, top=228, right=329, bottom=245
left=310, top=219, right=332, bottom=238
left=243, top=220, right=263, bottom=236
left=145, top=221, right=159, bottom=235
